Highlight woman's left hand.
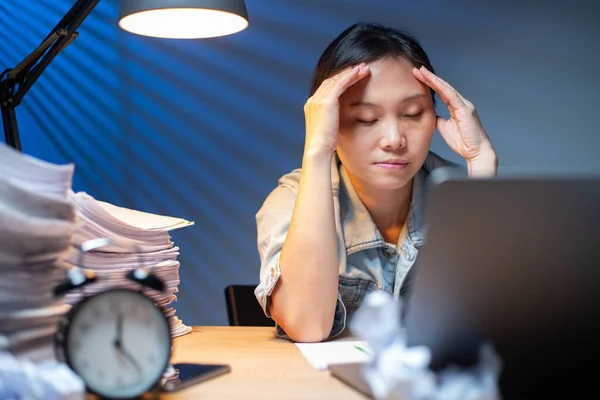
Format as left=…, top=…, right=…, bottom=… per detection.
left=413, top=66, right=498, bottom=176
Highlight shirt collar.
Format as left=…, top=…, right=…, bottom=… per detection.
left=333, top=153, right=429, bottom=254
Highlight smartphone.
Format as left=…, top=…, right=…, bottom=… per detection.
left=161, top=363, right=231, bottom=392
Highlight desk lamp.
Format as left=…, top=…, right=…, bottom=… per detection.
left=0, top=0, right=249, bottom=152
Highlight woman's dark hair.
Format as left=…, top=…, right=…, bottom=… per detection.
left=310, top=22, right=436, bottom=105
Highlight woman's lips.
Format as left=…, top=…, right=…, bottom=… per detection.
left=375, top=161, right=409, bottom=170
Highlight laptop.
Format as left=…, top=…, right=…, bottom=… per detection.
left=331, top=173, right=600, bottom=399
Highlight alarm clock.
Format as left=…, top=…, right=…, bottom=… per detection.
left=54, top=240, right=172, bottom=399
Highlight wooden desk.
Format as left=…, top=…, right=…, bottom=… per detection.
left=164, top=326, right=367, bottom=399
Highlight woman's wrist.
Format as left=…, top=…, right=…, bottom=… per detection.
left=303, top=146, right=335, bottom=165
left=466, top=144, right=498, bottom=178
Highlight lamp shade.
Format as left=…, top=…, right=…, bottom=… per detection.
left=119, top=0, right=249, bottom=39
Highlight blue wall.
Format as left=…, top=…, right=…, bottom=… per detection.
left=1, top=0, right=599, bottom=325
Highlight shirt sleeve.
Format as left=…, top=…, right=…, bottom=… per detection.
left=253, top=170, right=347, bottom=340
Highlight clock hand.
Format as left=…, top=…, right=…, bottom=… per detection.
left=114, top=311, right=124, bottom=349
left=112, top=314, right=143, bottom=375
left=119, top=347, right=143, bottom=375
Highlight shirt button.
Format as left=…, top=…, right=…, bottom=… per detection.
left=270, top=267, right=275, bottom=278
left=382, top=248, right=393, bottom=258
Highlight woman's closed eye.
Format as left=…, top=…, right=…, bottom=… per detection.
left=355, top=118, right=379, bottom=125
left=403, top=110, right=423, bottom=119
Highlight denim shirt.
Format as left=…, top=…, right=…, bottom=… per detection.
left=254, top=151, right=463, bottom=339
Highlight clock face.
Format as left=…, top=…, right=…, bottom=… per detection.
left=64, top=289, right=171, bottom=399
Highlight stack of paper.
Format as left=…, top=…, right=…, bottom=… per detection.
left=66, top=191, right=194, bottom=338
left=0, top=143, right=76, bottom=362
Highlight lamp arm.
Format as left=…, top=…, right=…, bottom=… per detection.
left=0, top=0, right=100, bottom=151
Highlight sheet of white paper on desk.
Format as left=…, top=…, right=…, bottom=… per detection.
left=97, top=200, right=194, bottom=231
left=69, top=192, right=191, bottom=242
left=296, top=340, right=373, bottom=370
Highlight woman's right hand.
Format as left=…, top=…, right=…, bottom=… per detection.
left=303, top=63, right=371, bottom=157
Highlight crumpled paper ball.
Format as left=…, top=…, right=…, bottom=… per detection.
left=0, top=352, right=85, bottom=400
left=350, top=290, right=502, bottom=400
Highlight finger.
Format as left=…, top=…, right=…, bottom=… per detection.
left=318, top=64, right=367, bottom=98
left=436, top=115, right=450, bottom=135
left=315, top=65, right=359, bottom=94
left=414, top=66, right=464, bottom=109
left=316, top=64, right=370, bottom=100
left=413, top=66, right=454, bottom=109
left=413, top=67, right=456, bottom=119
left=435, top=116, right=457, bottom=148
left=331, top=64, right=370, bottom=98
left=416, top=65, right=455, bottom=91
left=455, top=91, right=474, bottom=109
left=421, top=66, right=474, bottom=109
left=413, top=66, right=466, bottom=111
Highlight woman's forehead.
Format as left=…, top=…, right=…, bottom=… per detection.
left=342, top=57, right=427, bottom=106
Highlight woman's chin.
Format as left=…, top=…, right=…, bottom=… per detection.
left=367, top=175, right=414, bottom=191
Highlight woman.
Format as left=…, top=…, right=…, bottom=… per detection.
left=254, top=22, right=498, bottom=342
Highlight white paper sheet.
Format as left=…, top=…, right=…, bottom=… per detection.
left=296, top=340, right=373, bottom=370
left=96, top=197, right=194, bottom=231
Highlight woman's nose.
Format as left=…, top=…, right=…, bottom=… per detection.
left=379, top=123, right=406, bottom=149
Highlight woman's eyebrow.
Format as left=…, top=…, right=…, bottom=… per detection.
left=400, top=93, right=427, bottom=102
left=349, top=93, right=426, bottom=108
left=349, top=101, right=380, bottom=108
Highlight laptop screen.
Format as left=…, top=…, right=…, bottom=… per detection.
left=404, top=177, right=600, bottom=397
